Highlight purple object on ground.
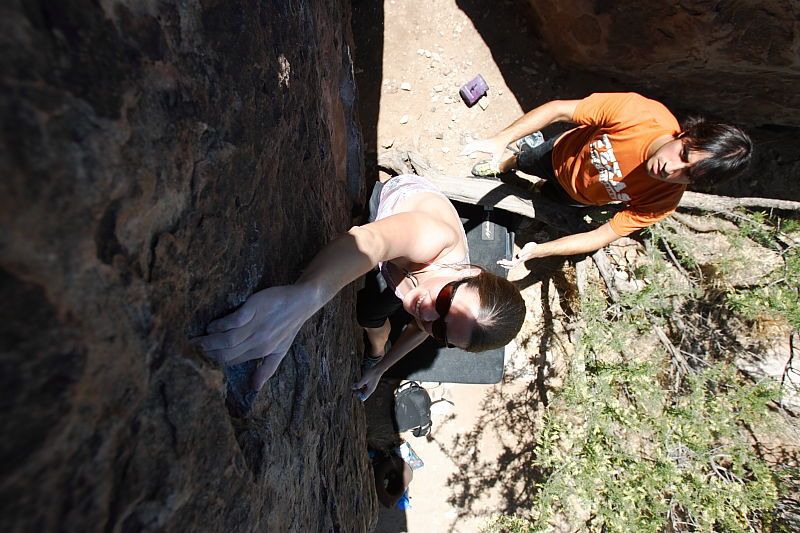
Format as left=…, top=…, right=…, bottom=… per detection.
left=459, top=74, right=489, bottom=107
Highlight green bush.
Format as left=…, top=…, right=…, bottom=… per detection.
left=482, top=281, right=781, bottom=533
left=483, top=361, right=778, bottom=532
left=482, top=215, right=796, bottom=532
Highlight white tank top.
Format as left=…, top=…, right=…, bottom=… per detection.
left=375, top=174, right=470, bottom=298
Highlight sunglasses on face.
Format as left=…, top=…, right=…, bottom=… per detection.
left=431, top=279, right=469, bottom=348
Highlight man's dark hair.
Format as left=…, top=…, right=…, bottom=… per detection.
left=680, top=117, right=753, bottom=186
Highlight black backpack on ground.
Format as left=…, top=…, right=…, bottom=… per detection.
left=393, top=381, right=434, bottom=437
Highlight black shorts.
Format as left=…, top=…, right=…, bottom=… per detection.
left=517, top=135, right=587, bottom=208
left=356, top=268, right=404, bottom=328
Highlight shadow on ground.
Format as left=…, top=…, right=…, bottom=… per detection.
left=352, top=0, right=385, bottom=188
left=434, top=261, right=575, bottom=524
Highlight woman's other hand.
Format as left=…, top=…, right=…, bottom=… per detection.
left=352, top=365, right=384, bottom=402
left=194, top=284, right=313, bottom=390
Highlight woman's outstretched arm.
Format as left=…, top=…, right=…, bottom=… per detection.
left=194, top=211, right=456, bottom=390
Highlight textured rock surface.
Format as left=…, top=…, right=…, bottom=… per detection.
left=0, top=1, right=373, bottom=532
left=526, top=0, right=800, bottom=127
left=526, top=0, right=800, bottom=201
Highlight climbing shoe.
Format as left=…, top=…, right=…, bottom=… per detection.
left=361, top=340, right=390, bottom=376
left=470, top=160, right=505, bottom=179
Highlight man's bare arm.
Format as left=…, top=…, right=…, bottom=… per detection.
left=461, top=99, right=580, bottom=162
left=493, top=99, right=579, bottom=146
left=498, top=222, right=620, bottom=268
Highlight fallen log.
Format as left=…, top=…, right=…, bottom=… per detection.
left=680, top=191, right=800, bottom=213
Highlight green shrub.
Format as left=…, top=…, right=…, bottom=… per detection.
left=482, top=359, right=778, bottom=532
left=482, top=282, right=781, bottom=533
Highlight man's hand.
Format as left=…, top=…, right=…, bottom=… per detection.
left=497, top=242, right=539, bottom=269
left=193, top=284, right=313, bottom=390
left=460, top=135, right=510, bottom=164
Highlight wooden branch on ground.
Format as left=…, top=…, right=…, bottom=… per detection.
left=568, top=257, right=592, bottom=370
left=377, top=151, right=412, bottom=176
left=670, top=212, right=732, bottom=233
left=654, top=324, right=691, bottom=377
left=714, top=210, right=797, bottom=250
left=679, top=191, right=800, bottom=213
left=657, top=228, right=696, bottom=282
left=780, top=331, right=798, bottom=411
left=575, top=257, right=590, bottom=299
left=671, top=212, right=797, bottom=256
left=590, top=249, right=620, bottom=303
left=590, top=245, right=692, bottom=384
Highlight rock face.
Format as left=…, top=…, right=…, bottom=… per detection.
left=526, top=0, right=800, bottom=127
left=526, top=0, right=800, bottom=200
left=0, top=1, right=372, bottom=532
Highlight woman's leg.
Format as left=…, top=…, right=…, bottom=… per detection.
left=364, top=319, right=392, bottom=357
left=357, top=269, right=403, bottom=362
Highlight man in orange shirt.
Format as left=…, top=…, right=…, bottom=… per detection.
left=461, top=93, right=752, bottom=267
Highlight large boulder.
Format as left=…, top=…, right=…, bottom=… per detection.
left=0, top=1, right=372, bottom=531
left=526, top=0, right=800, bottom=201
left=526, top=0, right=800, bottom=128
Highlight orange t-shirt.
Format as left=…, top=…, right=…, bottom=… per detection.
left=552, top=93, right=686, bottom=236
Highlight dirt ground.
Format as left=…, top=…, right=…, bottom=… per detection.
left=351, top=0, right=574, bottom=531
left=353, top=0, right=565, bottom=183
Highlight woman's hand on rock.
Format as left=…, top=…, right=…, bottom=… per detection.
left=193, top=284, right=312, bottom=390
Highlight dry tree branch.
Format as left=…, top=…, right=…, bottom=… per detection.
left=590, top=248, right=620, bottom=303
left=591, top=247, right=693, bottom=385
left=660, top=235, right=694, bottom=282
left=679, top=191, right=800, bottom=213
left=376, top=152, right=412, bottom=176
left=713, top=210, right=796, bottom=250
left=575, top=256, right=590, bottom=299
left=654, top=323, right=692, bottom=387
left=780, top=331, right=799, bottom=411
left=568, top=257, right=592, bottom=354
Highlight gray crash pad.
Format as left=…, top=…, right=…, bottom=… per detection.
left=384, top=203, right=518, bottom=384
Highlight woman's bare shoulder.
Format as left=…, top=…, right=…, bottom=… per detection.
left=398, top=191, right=456, bottom=220
left=403, top=193, right=466, bottom=260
